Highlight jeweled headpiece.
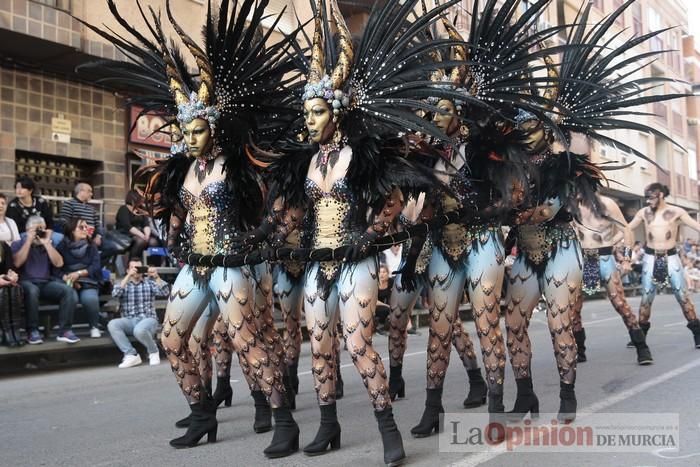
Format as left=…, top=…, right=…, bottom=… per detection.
left=302, top=0, right=354, bottom=116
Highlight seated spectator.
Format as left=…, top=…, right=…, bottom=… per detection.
left=108, top=259, right=169, bottom=368
left=6, top=176, right=53, bottom=234
left=56, top=218, right=103, bottom=339
left=0, top=241, right=22, bottom=347
left=0, top=193, right=20, bottom=245
left=57, top=182, right=102, bottom=247
left=12, top=215, right=78, bottom=344
left=684, top=258, right=700, bottom=292
left=116, top=190, right=160, bottom=261
left=375, top=264, right=393, bottom=335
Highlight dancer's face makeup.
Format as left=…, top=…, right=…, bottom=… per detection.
left=433, top=99, right=460, bottom=137
left=182, top=118, right=212, bottom=158
left=304, top=98, right=335, bottom=144
left=645, top=190, right=661, bottom=211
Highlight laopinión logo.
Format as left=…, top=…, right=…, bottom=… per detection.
left=438, top=413, right=679, bottom=453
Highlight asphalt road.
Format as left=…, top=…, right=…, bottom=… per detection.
left=2, top=292, right=700, bottom=467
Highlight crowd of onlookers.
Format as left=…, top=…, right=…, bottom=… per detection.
left=0, top=176, right=170, bottom=369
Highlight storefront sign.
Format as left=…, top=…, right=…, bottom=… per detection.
left=129, top=106, right=171, bottom=148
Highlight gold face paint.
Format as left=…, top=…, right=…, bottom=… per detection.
left=182, top=118, right=213, bottom=158
left=304, top=98, right=335, bottom=144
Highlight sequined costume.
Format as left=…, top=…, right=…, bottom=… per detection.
left=639, top=248, right=698, bottom=327
left=239, top=2, right=472, bottom=464
left=78, top=0, right=304, bottom=456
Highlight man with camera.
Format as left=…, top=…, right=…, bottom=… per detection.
left=107, top=259, right=169, bottom=368
left=12, top=215, right=78, bottom=344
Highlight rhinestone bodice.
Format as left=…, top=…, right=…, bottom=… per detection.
left=179, top=180, right=241, bottom=255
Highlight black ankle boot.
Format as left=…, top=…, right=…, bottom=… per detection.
left=175, top=412, right=192, bottom=428
left=463, top=369, right=487, bottom=408
left=169, top=395, right=218, bottom=448
left=574, top=329, right=587, bottom=362
left=486, top=387, right=506, bottom=444
left=375, top=407, right=406, bottom=467
left=410, top=387, right=443, bottom=438
left=303, top=403, right=341, bottom=456
left=288, top=363, right=299, bottom=394
left=629, top=322, right=650, bottom=348
left=251, top=390, right=273, bottom=433
left=507, top=378, right=539, bottom=421
left=283, top=372, right=297, bottom=410
left=212, top=376, right=233, bottom=408
left=629, top=328, right=653, bottom=364
left=335, top=366, right=344, bottom=400
left=389, top=365, right=405, bottom=401
left=263, top=404, right=300, bottom=458
left=557, top=382, right=577, bottom=424
left=686, top=319, right=700, bottom=348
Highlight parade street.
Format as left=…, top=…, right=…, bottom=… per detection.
left=3, top=292, right=700, bottom=467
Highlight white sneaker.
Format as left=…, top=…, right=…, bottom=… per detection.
left=118, top=354, right=142, bottom=369
left=148, top=352, right=161, bottom=366
left=90, top=327, right=102, bottom=338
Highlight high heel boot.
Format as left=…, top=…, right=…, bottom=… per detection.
left=252, top=390, right=273, bottom=433
left=557, top=382, right=577, bottom=424
left=283, top=371, right=296, bottom=410
left=629, top=328, right=653, bottom=365
left=486, top=386, right=506, bottom=444
left=288, top=363, right=299, bottom=394
left=212, top=375, right=233, bottom=408
left=303, top=403, right=341, bottom=455
left=507, top=377, right=539, bottom=421
left=686, top=319, right=700, bottom=348
left=574, top=329, right=587, bottom=362
left=410, top=387, right=443, bottom=437
left=389, top=365, right=405, bottom=401
left=263, top=404, right=300, bottom=458
left=169, top=395, right=218, bottom=448
left=335, top=364, right=344, bottom=400
left=375, top=407, right=406, bottom=467
left=463, top=369, right=487, bottom=408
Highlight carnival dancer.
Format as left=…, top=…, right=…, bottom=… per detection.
left=627, top=183, right=700, bottom=348
left=406, top=0, right=562, bottom=438
left=78, top=0, right=304, bottom=456
left=235, top=1, right=470, bottom=464
left=572, top=191, right=653, bottom=364
left=504, top=0, right=683, bottom=424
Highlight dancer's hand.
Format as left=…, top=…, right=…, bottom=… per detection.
left=231, top=224, right=273, bottom=253
left=394, top=259, right=418, bottom=293
left=343, top=231, right=378, bottom=262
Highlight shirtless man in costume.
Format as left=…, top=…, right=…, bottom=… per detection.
left=627, top=183, right=700, bottom=348
left=572, top=194, right=653, bottom=364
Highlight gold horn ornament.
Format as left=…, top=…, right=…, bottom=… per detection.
left=166, top=0, right=214, bottom=106
left=308, top=0, right=326, bottom=85
left=330, top=0, right=353, bottom=90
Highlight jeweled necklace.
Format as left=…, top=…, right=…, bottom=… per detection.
left=316, top=142, right=341, bottom=178
left=194, top=151, right=218, bottom=184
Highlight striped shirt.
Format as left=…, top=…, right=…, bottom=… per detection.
left=111, top=278, right=170, bottom=321
left=57, top=198, right=102, bottom=236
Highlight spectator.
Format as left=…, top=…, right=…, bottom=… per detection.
left=375, top=264, right=393, bottom=335
left=0, top=241, right=22, bottom=347
left=57, top=182, right=102, bottom=247
left=381, top=243, right=403, bottom=275
left=684, top=258, right=700, bottom=292
left=108, top=259, right=169, bottom=368
left=6, top=176, right=53, bottom=234
left=0, top=194, right=20, bottom=245
left=56, top=218, right=103, bottom=339
left=116, top=190, right=159, bottom=261
left=12, top=215, right=78, bottom=344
